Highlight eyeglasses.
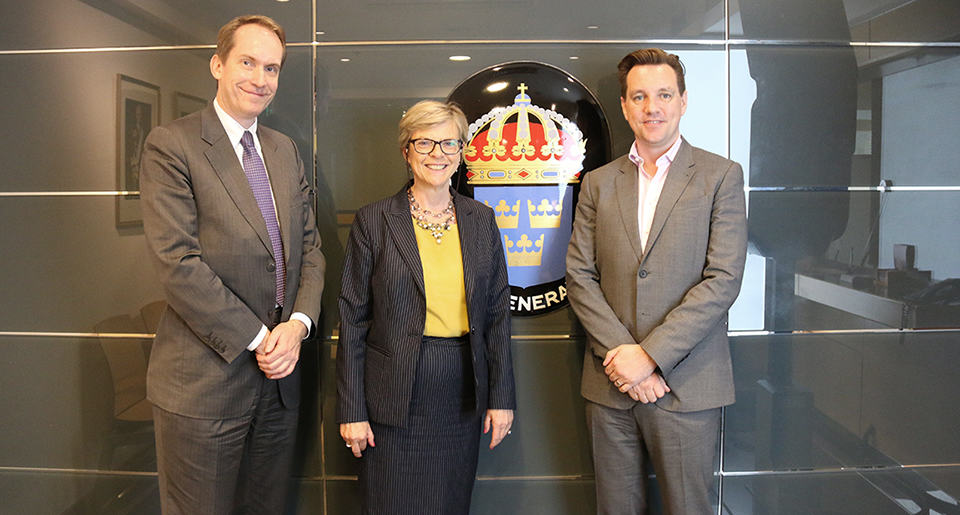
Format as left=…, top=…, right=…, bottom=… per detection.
left=408, top=138, right=463, bottom=155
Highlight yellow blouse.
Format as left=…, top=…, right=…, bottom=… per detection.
left=413, top=218, right=470, bottom=337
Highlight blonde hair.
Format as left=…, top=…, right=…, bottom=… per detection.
left=398, top=100, right=469, bottom=152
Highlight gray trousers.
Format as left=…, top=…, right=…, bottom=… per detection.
left=586, top=400, right=721, bottom=515
left=153, top=380, right=298, bottom=515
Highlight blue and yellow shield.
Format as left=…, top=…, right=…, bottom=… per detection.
left=450, top=62, right=610, bottom=316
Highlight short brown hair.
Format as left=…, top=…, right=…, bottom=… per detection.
left=617, top=48, right=686, bottom=97
left=216, top=15, right=287, bottom=68
left=397, top=100, right=469, bottom=152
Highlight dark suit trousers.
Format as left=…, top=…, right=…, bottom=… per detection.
left=586, top=400, right=720, bottom=515
left=153, top=374, right=298, bottom=515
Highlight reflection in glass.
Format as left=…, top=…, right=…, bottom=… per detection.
left=731, top=0, right=960, bottom=44
left=722, top=468, right=960, bottom=514
left=730, top=45, right=960, bottom=187
left=0, top=470, right=160, bottom=514
left=316, top=0, right=725, bottom=42
left=3, top=0, right=960, bottom=512
left=0, top=0, right=312, bottom=51
left=747, top=191, right=960, bottom=332
left=726, top=332, right=960, bottom=473
left=0, top=336, right=156, bottom=472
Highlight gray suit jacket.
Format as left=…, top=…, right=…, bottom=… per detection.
left=336, top=185, right=516, bottom=428
left=566, top=139, right=746, bottom=412
left=141, top=104, right=325, bottom=419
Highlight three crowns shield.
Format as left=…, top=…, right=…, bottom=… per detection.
left=450, top=62, right=611, bottom=316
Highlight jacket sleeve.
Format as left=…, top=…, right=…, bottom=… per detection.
left=565, top=171, right=640, bottom=359
left=641, top=161, right=747, bottom=377
left=288, top=138, right=325, bottom=335
left=336, top=211, right=374, bottom=423
left=140, top=125, right=263, bottom=363
left=483, top=209, right=516, bottom=410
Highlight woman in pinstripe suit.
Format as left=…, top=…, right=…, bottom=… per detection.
left=337, top=100, right=516, bottom=514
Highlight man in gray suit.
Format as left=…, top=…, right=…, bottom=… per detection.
left=566, top=48, right=747, bottom=514
left=140, top=15, right=324, bottom=514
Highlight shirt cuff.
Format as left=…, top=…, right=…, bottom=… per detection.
left=247, top=324, right=269, bottom=351
left=290, top=312, right=313, bottom=339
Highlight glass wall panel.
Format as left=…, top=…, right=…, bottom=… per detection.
left=726, top=331, right=960, bottom=473
left=2, top=0, right=958, bottom=513
left=730, top=0, right=960, bottom=43
left=0, top=51, right=213, bottom=191
left=315, top=0, right=725, bottom=42
left=0, top=336, right=157, bottom=472
left=722, top=467, right=960, bottom=515
left=324, top=453, right=600, bottom=513
left=0, top=197, right=163, bottom=332
left=729, top=45, right=860, bottom=188
left=0, top=334, right=322, bottom=477
left=0, top=48, right=312, bottom=191
left=746, top=190, right=960, bottom=332
left=0, top=470, right=160, bottom=515
left=730, top=0, right=854, bottom=41
left=0, top=0, right=312, bottom=51
left=729, top=45, right=960, bottom=188
left=471, top=480, right=597, bottom=515
left=846, top=0, right=960, bottom=44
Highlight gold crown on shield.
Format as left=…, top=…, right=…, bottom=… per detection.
left=503, top=233, right=544, bottom=267
left=464, top=83, right=586, bottom=185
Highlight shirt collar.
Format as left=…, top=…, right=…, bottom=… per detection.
left=628, top=135, right=683, bottom=177
left=213, top=98, right=259, bottom=151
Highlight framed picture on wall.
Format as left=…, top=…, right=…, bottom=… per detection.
left=116, top=74, right=160, bottom=228
left=173, top=91, right=208, bottom=119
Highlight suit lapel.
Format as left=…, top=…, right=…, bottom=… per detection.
left=615, top=157, right=643, bottom=263
left=259, top=128, right=293, bottom=262
left=201, top=106, right=274, bottom=256
left=642, top=139, right=696, bottom=260
left=455, top=193, right=477, bottom=310
left=384, top=187, right=425, bottom=297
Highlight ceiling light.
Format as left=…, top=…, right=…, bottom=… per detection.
left=340, top=58, right=351, bottom=62
left=449, top=55, right=471, bottom=62
left=569, top=56, right=579, bottom=60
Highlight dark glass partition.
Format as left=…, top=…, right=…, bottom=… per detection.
left=2, top=0, right=959, bottom=513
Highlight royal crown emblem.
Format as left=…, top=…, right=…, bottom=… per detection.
left=465, top=83, right=586, bottom=185
left=450, top=62, right=610, bottom=316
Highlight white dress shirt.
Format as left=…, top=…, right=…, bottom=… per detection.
left=213, top=99, right=313, bottom=350
left=628, top=135, right=683, bottom=252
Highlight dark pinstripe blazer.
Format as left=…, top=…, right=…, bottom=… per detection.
left=336, top=183, right=516, bottom=428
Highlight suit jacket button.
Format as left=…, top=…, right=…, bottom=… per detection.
left=470, top=326, right=476, bottom=334
left=267, top=262, right=276, bottom=272
left=639, top=269, right=648, bottom=278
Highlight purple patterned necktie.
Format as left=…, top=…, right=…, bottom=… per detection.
left=240, top=131, right=286, bottom=306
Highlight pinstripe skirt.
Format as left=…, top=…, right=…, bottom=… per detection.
left=361, top=335, right=480, bottom=515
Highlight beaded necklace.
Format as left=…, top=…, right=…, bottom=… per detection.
left=408, top=188, right=455, bottom=244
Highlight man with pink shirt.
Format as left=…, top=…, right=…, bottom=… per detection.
left=566, top=48, right=747, bottom=514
